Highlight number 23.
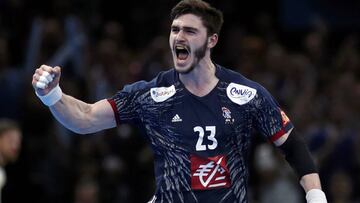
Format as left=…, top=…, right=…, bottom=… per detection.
left=194, top=126, right=217, bottom=151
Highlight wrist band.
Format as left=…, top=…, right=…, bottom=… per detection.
left=306, top=189, right=327, bottom=203
left=36, top=85, right=63, bottom=106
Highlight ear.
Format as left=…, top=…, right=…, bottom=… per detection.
left=208, top=34, right=218, bottom=49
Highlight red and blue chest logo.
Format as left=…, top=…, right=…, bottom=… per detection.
left=191, top=154, right=231, bottom=190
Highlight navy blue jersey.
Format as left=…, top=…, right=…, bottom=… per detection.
left=108, top=65, right=294, bottom=203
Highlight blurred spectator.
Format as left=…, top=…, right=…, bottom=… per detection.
left=74, top=178, right=99, bottom=203
left=0, top=118, right=22, bottom=202
left=252, top=143, right=302, bottom=203
left=328, top=170, right=355, bottom=203
left=0, top=36, right=26, bottom=121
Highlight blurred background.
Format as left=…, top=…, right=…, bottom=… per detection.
left=0, top=0, right=359, bottom=202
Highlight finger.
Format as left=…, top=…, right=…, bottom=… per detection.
left=40, top=64, right=53, bottom=73
left=39, top=75, right=50, bottom=83
left=36, top=81, right=47, bottom=89
left=35, top=68, right=44, bottom=75
left=41, top=71, right=54, bottom=82
left=33, top=73, right=40, bottom=80
left=53, top=66, right=61, bottom=77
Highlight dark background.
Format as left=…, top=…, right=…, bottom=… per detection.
left=0, top=0, right=359, bottom=202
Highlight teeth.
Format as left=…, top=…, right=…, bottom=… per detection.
left=174, top=45, right=189, bottom=59
left=175, top=45, right=187, bottom=50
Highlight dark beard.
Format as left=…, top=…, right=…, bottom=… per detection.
left=178, top=40, right=208, bottom=74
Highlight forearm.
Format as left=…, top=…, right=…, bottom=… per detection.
left=49, top=93, right=96, bottom=134
left=300, top=173, right=322, bottom=192
left=33, top=65, right=116, bottom=134
left=301, top=173, right=327, bottom=203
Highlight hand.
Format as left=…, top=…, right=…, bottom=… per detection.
left=32, top=65, right=61, bottom=96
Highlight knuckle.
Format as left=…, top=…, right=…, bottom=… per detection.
left=36, top=69, right=44, bottom=75
left=41, top=64, right=52, bottom=71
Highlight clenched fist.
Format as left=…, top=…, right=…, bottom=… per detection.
left=32, top=65, right=61, bottom=96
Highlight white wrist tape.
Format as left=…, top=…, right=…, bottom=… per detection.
left=36, top=85, right=62, bottom=106
left=306, top=189, right=327, bottom=203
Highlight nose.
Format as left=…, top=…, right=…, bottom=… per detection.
left=175, top=30, right=186, bottom=42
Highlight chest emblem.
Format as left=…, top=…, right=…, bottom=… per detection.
left=226, top=83, right=257, bottom=105
left=222, top=107, right=234, bottom=124
left=191, top=155, right=231, bottom=190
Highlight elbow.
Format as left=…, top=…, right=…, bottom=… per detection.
left=68, top=124, right=96, bottom=135
left=71, top=127, right=100, bottom=135
left=68, top=127, right=89, bottom=135
left=67, top=114, right=97, bottom=135
left=72, top=129, right=90, bottom=135
left=279, top=130, right=318, bottom=179
left=55, top=120, right=91, bottom=135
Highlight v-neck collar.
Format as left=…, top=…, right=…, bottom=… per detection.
left=174, top=64, right=223, bottom=99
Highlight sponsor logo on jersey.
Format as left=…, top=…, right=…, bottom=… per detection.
left=171, top=114, right=182, bottom=122
left=191, top=155, right=231, bottom=190
left=222, top=107, right=234, bottom=124
left=226, top=83, right=257, bottom=105
left=150, top=85, right=176, bottom=102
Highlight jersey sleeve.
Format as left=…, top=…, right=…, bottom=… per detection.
left=107, top=81, right=151, bottom=125
left=251, top=85, right=294, bottom=146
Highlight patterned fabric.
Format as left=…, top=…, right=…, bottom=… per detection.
left=109, top=65, right=293, bottom=203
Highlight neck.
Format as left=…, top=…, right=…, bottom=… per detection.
left=179, top=58, right=218, bottom=97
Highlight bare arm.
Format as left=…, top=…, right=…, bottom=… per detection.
left=50, top=95, right=116, bottom=134
left=301, top=173, right=327, bottom=203
left=32, top=65, right=116, bottom=134
left=300, top=173, right=322, bottom=192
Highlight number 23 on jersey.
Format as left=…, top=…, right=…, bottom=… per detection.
left=194, top=126, right=217, bottom=151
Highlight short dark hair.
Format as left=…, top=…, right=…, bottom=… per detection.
left=170, top=0, right=224, bottom=36
left=0, top=118, right=20, bottom=136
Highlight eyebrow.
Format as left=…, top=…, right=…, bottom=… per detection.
left=171, top=25, right=199, bottom=32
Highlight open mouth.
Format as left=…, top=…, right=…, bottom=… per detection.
left=175, top=45, right=190, bottom=60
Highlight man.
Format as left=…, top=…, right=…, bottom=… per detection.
left=31, top=0, right=327, bottom=202
left=0, top=119, right=22, bottom=202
